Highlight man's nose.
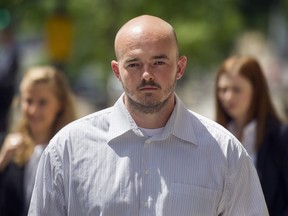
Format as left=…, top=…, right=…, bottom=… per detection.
left=142, top=65, right=154, bottom=81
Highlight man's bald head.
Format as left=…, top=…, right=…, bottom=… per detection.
left=114, top=15, right=179, bottom=60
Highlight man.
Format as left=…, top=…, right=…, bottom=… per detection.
left=28, top=15, right=268, bottom=215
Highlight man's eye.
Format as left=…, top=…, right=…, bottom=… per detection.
left=154, top=61, right=165, bottom=65
left=127, top=63, right=140, bottom=68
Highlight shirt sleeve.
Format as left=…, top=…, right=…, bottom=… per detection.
left=28, top=143, right=67, bottom=216
left=219, top=138, right=269, bottom=216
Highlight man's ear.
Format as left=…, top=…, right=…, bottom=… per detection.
left=176, top=55, right=187, bottom=80
left=111, top=60, right=121, bottom=81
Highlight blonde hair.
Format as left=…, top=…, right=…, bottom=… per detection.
left=13, top=66, right=77, bottom=165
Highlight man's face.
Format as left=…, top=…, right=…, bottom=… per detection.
left=112, top=30, right=186, bottom=114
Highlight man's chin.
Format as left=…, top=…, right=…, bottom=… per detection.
left=129, top=96, right=170, bottom=114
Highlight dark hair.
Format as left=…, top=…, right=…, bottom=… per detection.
left=215, top=55, right=280, bottom=150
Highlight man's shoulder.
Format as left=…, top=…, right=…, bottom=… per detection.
left=51, top=107, right=114, bottom=141
left=68, top=106, right=114, bottom=129
left=189, top=110, right=234, bottom=137
left=187, top=110, right=244, bottom=153
left=176, top=97, right=231, bottom=139
left=46, top=107, right=114, bottom=155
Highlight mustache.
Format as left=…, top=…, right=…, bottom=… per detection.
left=137, top=80, right=161, bottom=89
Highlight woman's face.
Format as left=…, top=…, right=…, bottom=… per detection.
left=217, top=73, right=253, bottom=121
left=21, top=83, right=62, bottom=137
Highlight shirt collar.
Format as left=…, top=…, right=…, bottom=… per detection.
left=108, top=93, right=198, bottom=146
left=107, top=94, right=138, bottom=142
left=168, top=94, right=198, bottom=145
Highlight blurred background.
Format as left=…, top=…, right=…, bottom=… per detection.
left=1, top=0, right=288, bottom=120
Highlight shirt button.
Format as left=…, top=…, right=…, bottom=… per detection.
left=144, top=169, right=149, bottom=175
left=145, top=140, right=151, bottom=144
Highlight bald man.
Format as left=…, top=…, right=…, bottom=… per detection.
left=28, top=15, right=268, bottom=216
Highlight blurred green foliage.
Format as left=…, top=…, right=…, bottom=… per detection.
left=1, top=0, right=287, bottom=83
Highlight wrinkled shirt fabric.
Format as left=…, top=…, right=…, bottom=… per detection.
left=28, top=94, right=268, bottom=216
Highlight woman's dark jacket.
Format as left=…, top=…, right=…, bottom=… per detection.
left=256, top=117, right=288, bottom=216
left=0, top=163, right=26, bottom=216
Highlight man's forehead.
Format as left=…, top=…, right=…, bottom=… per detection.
left=114, top=17, right=178, bottom=60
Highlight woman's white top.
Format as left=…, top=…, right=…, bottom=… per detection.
left=24, top=144, right=47, bottom=209
left=228, top=120, right=257, bottom=165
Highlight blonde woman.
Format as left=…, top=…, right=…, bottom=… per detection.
left=0, top=66, right=77, bottom=216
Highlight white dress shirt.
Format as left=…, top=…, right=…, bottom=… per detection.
left=28, top=94, right=268, bottom=216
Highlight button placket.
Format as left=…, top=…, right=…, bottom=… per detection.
left=140, top=138, right=153, bottom=213
left=144, top=168, right=149, bottom=175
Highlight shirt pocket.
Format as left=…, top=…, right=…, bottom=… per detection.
left=169, top=183, right=219, bottom=216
